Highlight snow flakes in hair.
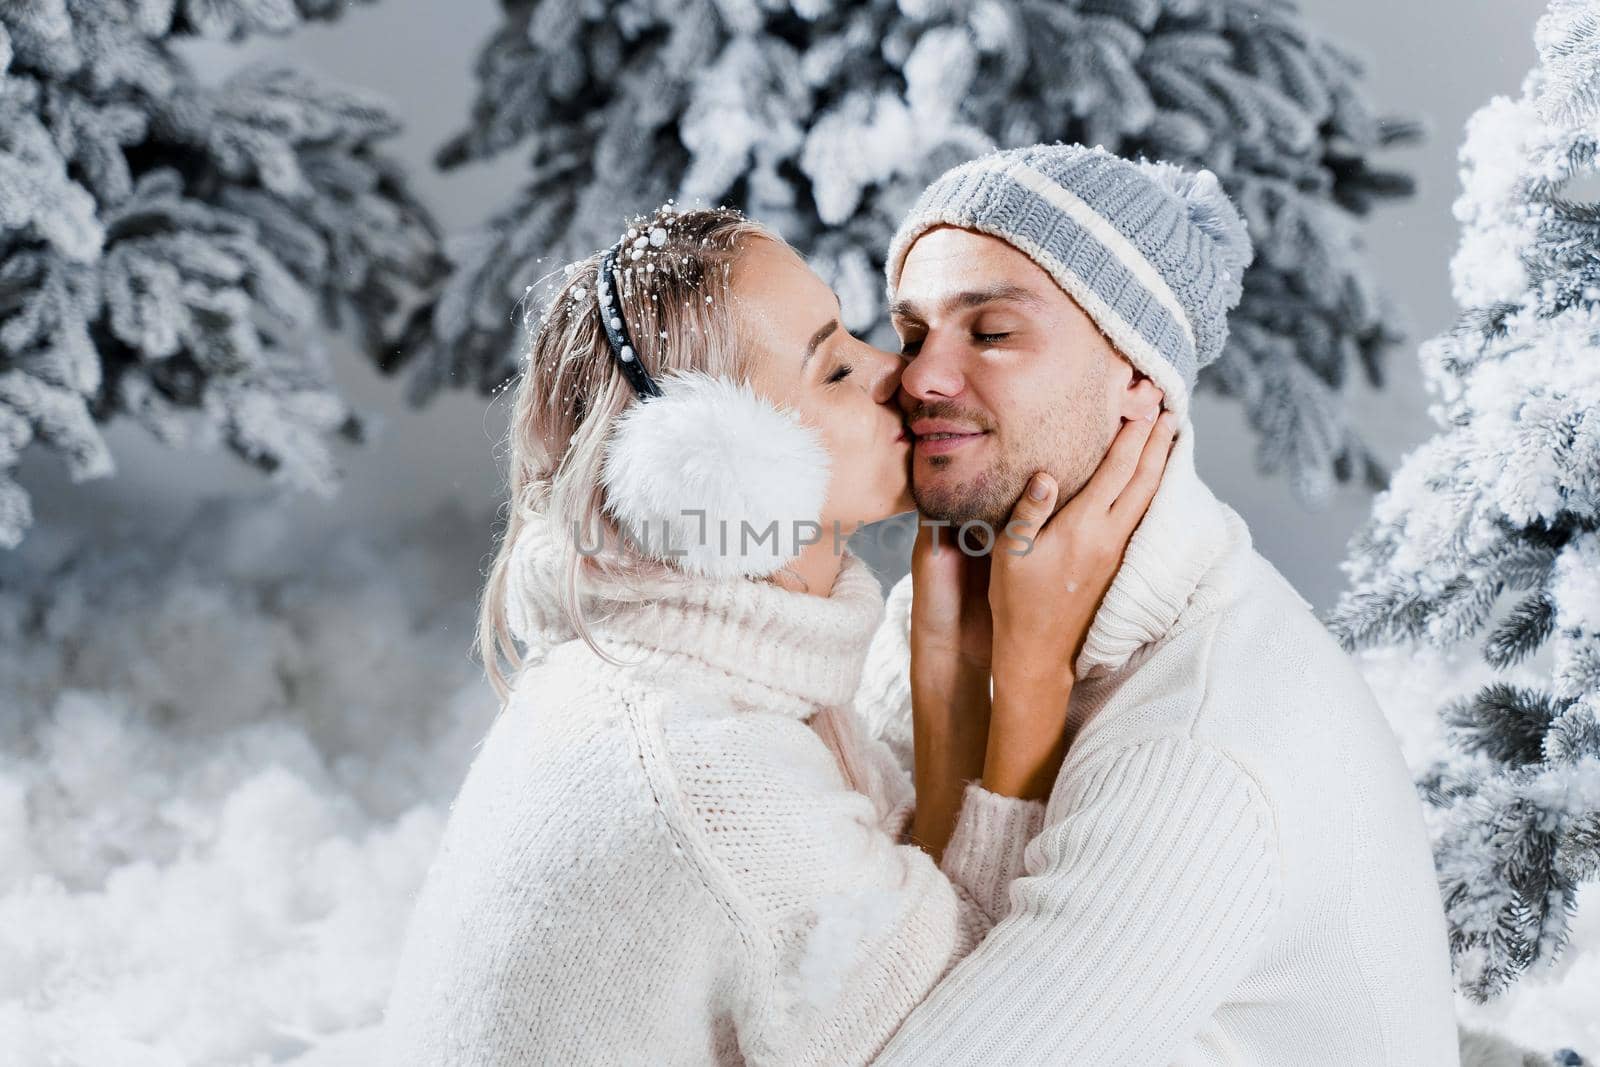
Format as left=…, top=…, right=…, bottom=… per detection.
left=600, top=372, right=831, bottom=579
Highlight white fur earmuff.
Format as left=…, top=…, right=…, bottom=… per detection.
left=600, top=372, right=831, bottom=579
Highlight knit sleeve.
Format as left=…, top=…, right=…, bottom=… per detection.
left=873, top=735, right=1284, bottom=1065
left=655, top=703, right=1008, bottom=1067
left=937, top=781, right=1047, bottom=922
left=852, top=572, right=915, bottom=773
left=817, top=702, right=1045, bottom=912
left=378, top=692, right=740, bottom=1066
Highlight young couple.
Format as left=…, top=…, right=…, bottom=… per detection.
left=382, top=144, right=1462, bottom=1064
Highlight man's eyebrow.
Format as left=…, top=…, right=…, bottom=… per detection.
left=889, top=283, right=1044, bottom=323
left=802, top=319, right=839, bottom=369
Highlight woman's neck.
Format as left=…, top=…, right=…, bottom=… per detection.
left=772, top=537, right=847, bottom=598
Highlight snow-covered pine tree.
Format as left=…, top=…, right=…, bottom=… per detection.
left=1329, top=0, right=1600, bottom=1005
left=402, top=0, right=1417, bottom=503
left=0, top=0, right=447, bottom=551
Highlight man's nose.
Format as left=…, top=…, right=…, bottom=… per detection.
left=899, top=334, right=966, bottom=405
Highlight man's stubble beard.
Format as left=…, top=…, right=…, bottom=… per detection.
left=911, top=364, right=1111, bottom=531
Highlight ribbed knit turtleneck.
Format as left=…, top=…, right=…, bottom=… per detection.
left=1073, top=419, right=1249, bottom=680
left=505, top=514, right=885, bottom=719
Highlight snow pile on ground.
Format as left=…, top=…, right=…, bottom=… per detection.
left=0, top=496, right=498, bottom=1065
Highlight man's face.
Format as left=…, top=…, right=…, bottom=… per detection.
left=891, top=226, right=1137, bottom=529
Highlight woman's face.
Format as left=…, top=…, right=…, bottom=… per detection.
left=731, top=237, right=914, bottom=531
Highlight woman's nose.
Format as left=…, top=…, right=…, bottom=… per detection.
left=861, top=342, right=903, bottom=405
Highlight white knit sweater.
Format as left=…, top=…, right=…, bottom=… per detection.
left=854, top=424, right=1463, bottom=1065
left=379, top=519, right=1046, bottom=1065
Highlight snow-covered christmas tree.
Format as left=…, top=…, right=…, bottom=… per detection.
left=1330, top=0, right=1600, bottom=1015
left=400, top=0, right=1418, bottom=503
left=0, top=0, right=447, bottom=552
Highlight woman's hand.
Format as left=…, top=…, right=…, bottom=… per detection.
left=909, top=513, right=994, bottom=672
left=907, top=517, right=995, bottom=859
left=982, top=408, right=1180, bottom=799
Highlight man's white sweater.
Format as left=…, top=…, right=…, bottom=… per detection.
left=854, top=422, right=1464, bottom=1065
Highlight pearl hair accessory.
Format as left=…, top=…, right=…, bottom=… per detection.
left=595, top=238, right=661, bottom=399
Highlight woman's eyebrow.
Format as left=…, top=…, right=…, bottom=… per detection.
left=802, top=319, right=839, bottom=369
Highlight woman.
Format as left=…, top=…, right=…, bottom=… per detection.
left=380, top=204, right=1174, bottom=1064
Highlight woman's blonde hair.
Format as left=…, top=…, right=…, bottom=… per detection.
left=475, top=204, right=774, bottom=704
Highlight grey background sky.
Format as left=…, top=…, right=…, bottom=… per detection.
left=16, top=0, right=1551, bottom=611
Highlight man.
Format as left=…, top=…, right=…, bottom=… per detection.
left=855, top=144, right=1463, bottom=1064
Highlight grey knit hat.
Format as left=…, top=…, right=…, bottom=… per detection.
left=885, top=143, right=1253, bottom=419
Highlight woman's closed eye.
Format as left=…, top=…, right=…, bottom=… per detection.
left=974, top=331, right=1010, bottom=344
left=826, top=362, right=854, bottom=384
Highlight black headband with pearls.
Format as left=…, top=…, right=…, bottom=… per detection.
left=596, top=238, right=663, bottom=400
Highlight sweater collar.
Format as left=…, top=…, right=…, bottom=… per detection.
left=505, top=515, right=886, bottom=718
left=1073, top=419, right=1251, bottom=682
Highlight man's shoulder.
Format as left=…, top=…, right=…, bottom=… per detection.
left=1150, top=544, right=1403, bottom=789
left=1093, top=542, right=1380, bottom=753
left=1199, top=546, right=1367, bottom=697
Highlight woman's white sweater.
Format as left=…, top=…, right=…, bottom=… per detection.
left=379, top=519, right=1045, bottom=1065
left=854, top=425, right=1464, bottom=1065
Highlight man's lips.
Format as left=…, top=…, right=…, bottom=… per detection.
left=909, top=419, right=989, bottom=456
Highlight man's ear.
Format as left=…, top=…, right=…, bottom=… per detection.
left=1115, top=366, right=1165, bottom=422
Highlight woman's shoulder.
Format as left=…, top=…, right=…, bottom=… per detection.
left=504, top=642, right=890, bottom=899
left=455, top=657, right=657, bottom=836
left=650, top=694, right=851, bottom=795
left=499, top=644, right=838, bottom=827
left=386, top=675, right=752, bottom=1055
left=419, top=657, right=754, bottom=936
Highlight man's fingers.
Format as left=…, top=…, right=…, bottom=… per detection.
left=1111, top=411, right=1179, bottom=523
left=1079, top=411, right=1158, bottom=511
left=1002, top=472, right=1058, bottom=555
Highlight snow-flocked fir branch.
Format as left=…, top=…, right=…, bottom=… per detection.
left=397, top=0, right=1418, bottom=505
left=0, top=0, right=447, bottom=551
left=1329, top=0, right=1600, bottom=1004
